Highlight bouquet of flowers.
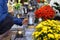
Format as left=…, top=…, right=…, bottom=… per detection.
left=32, top=20, right=60, bottom=40
left=35, top=5, right=55, bottom=20
left=13, top=0, right=22, bottom=10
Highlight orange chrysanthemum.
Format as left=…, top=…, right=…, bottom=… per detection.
left=35, top=5, right=55, bottom=20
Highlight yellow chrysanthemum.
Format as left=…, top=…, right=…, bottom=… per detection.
left=32, top=20, right=60, bottom=40
left=35, top=34, right=39, bottom=38
left=42, top=27, right=47, bottom=30
left=37, top=37, right=41, bottom=40
left=41, top=30, right=47, bottom=33
left=47, top=27, right=51, bottom=29
left=43, top=38, right=47, bottom=40
left=48, top=34, right=54, bottom=38
left=35, top=24, right=43, bottom=29
left=35, top=32, right=42, bottom=38
left=54, top=33, right=58, bottom=38
left=57, top=28, right=60, bottom=31
left=48, top=30, right=53, bottom=33
left=58, top=34, right=60, bottom=39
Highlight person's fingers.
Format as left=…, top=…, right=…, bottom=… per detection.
left=22, top=18, right=28, bottom=25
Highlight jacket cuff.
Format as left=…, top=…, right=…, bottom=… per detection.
left=13, top=17, right=24, bottom=26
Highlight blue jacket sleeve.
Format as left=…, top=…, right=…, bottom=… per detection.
left=8, top=14, right=24, bottom=26
left=12, top=17, right=24, bottom=26
left=0, top=0, right=8, bottom=23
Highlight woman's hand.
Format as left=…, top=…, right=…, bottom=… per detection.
left=22, top=18, right=28, bottom=25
